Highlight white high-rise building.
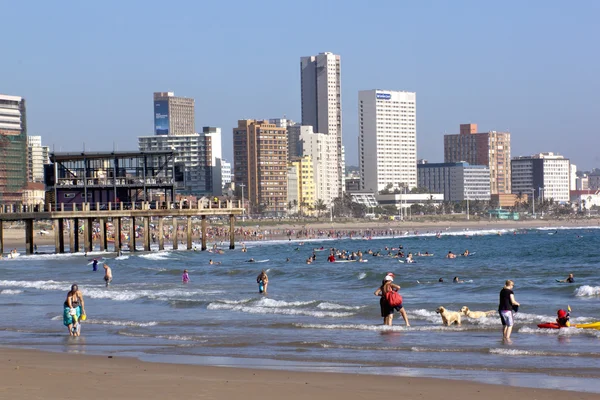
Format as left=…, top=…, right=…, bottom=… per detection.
left=27, top=136, right=50, bottom=183
left=358, top=90, right=417, bottom=192
left=298, top=127, right=338, bottom=206
left=221, top=159, right=232, bottom=188
left=300, top=52, right=344, bottom=196
left=511, top=152, right=570, bottom=202
left=202, top=127, right=223, bottom=196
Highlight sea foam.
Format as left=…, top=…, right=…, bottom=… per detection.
left=575, top=285, right=600, bottom=297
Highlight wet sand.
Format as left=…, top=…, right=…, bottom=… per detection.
left=1, top=348, right=597, bottom=400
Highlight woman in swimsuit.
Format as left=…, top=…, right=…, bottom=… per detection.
left=63, top=284, right=86, bottom=336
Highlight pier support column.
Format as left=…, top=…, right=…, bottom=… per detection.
left=54, top=219, right=65, bottom=254
left=144, top=217, right=151, bottom=251
left=58, top=219, right=65, bottom=253
left=114, top=217, right=121, bottom=253
left=0, top=221, right=4, bottom=255
left=229, top=214, right=235, bottom=250
left=25, top=219, right=34, bottom=255
left=172, top=217, right=178, bottom=250
left=158, top=217, right=164, bottom=250
left=99, top=218, right=106, bottom=252
left=85, top=218, right=93, bottom=253
left=73, top=218, right=79, bottom=253
left=201, top=215, right=207, bottom=251
left=187, top=216, right=192, bottom=250
left=70, top=219, right=76, bottom=253
left=129, top=217, right=136, bottom=252
left=54, top=219, right=60, bottom=254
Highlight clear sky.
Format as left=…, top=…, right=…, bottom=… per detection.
left=2, top=1, right=599, bottom=169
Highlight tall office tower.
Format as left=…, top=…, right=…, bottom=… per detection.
left=153, top=92, right=195, bottom=136
left=300, top=52, right=344, bottom=196
left=0, top=94, right=28, bottom=203
left=444, top=123, right=511, bottom=194
left=298, top=128, right=338, bottom=206
left=511, top=152, right=570, bottom=202
left=233, top=120, right=288, bottom=215
left=27, top=136, right=50, bottom=182
left=138, top=130, right=218, bottom=196
left=202, top=127, right=223, bottom=196
left=221, top=159, right=232, bottom=188
left=358, top=90, right=417, bottom=192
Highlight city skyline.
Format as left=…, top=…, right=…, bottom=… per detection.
left=1, top=1, right=599, bottom=169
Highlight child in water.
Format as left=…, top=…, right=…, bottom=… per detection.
left=182, top=269, right=190, bottom=284
left=556, top=309, right=570, bottom=327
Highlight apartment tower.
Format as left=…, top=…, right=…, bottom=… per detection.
left=153, top=92, right=195, bottom=136
left=300, top=52, right=344, bottom=196
left=358, top=90, right=417, bottom=192
left=27, top=136, right=50, bottom=183
left=0, top=94, right=28, bottom=203
left=233, top=120, right=288, bottom=215
left=444, top=123, right=511, bottom=194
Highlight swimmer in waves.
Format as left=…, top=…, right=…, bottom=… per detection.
left=246, top=258, right=256, bottom=263
left=557, top=273, right=574, bottom=283
left=446, top=251, right=457, bottom=259
left=461, top=249, right=470, bottom=257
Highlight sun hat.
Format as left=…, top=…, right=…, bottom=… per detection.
left=557, top=309, right=567, bottom=318
left=384, top=275, right=394, bottom=282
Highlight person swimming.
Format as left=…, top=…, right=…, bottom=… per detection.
left=559, top=273, right=575, bottom=283
left=446, top=251, right=456, bottom=259
left=453, top=276, right=464, bottom=283
left=461, top=249, right=470, bottom=257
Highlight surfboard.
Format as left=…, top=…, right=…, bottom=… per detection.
left=246, top=259, right=270, bottom=263
left=334, top=260, right=356, bottom=263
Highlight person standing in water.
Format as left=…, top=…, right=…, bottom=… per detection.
left=63, top=284, right=85, bottom=336
left=103, top=264, right=113, bottom=287
left=498, top=279, right=520, bottom=341
left=92, top=259, right=98, bottom=272
left=256, top=270, right=268, bottom=294
left=182, top=269, right=190, bottom=284
left=374, top=274, right=410, bottom=327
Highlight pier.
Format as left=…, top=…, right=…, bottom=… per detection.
left=0, top=200, right=243, bottom=255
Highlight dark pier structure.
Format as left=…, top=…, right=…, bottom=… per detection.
left=0, top=151, right=243, bottom=255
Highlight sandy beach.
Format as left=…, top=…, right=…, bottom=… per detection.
left=1, top=348, right=597, bottom=400
left=2, top=217, right=599, bottom=250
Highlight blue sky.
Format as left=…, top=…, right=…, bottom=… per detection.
left=2, top=1, right=599, bottom=169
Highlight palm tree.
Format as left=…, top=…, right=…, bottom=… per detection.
left=314, top=199, right=328, bottom=218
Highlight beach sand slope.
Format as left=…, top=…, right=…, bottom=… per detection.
left=0, top=348, right=596, bottom=400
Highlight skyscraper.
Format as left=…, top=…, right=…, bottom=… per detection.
left=358, top=90, right=417, bottom=192
left=153, top=92, right=195, bottom=136
left=444, top=123, right=511, bottom=194
left=0, top=94, right=27, bottom=203
left=300, top=52, right=344, bottom=196
left=298, top=127, right=338, bottom=206
left=27, top=136, right=50, bottom=183
left=233, top=120, right=288, bottom=215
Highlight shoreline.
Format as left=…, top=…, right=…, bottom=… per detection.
left=2, top=347, right=599, bottom=399
left=2, top=218, right=599, bottom=250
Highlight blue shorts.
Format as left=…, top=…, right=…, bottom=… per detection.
left=63, top=306, right=81, bottom=326
left=499, top=310, right=514, bottom=326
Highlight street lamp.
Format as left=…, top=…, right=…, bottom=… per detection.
left=466, top=191, right=470, bottom=221
left=239, top=183, right=246, bottom=222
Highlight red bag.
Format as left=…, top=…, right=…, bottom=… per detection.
left=385, top=290, right=403, bottom=307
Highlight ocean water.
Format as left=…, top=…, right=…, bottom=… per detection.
left=1, top=227, right=600, bottom=393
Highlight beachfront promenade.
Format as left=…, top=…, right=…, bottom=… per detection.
left=0, top=200, right=244, bottom=255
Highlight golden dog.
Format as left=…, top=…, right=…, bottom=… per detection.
left=436, top=306, right=461, bottom=326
